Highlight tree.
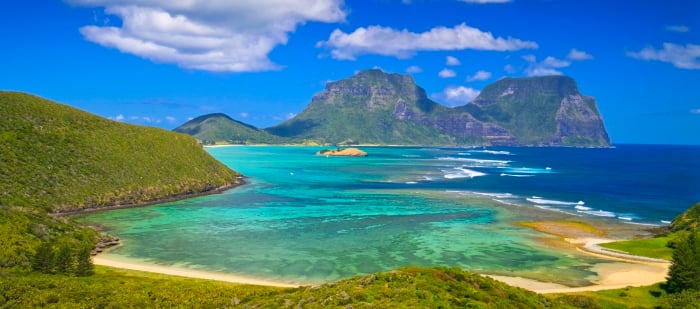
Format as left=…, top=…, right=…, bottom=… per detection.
left=666, top=232, right=700, bottom=292
left=31, top=241, right=54, bottom=274
left=55, top=244, right=73, bottom=274
left=75, top=245, right=94, bottom=276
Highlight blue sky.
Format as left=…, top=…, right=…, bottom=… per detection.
left=1, top=0, right=699, bottom=145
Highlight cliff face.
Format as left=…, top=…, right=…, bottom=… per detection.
left=267, top=69, right=462, bottom=145
left=465, top=76, right=610, bottom=146
left=181, top=69, right=610, bottom=146
left=266, top=70, right=610, bottom=146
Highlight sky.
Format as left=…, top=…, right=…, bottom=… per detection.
left=1, top=0, right=699, bottom=145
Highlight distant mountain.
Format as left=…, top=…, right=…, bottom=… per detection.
left=173, top=113, right=282, bottom=145
left=0, top=91, right=240, bottom=213
left=178, top=69, right=610, bottom=147
left=267, top=69, right=465, bottom=145
left=461, top=75, right=610, bottom=146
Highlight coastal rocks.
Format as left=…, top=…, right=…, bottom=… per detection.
left=317, top=148, right=368, bottom=157
left=92, top=235, right=120, bottom=256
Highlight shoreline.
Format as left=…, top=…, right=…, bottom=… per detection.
left=91, top=235, right=670, bottom=293
left=93, top=255, right=299, bottom=288
left=487, top=236, right=670, bottom=293
left=54, top=177, right=245, bottom=216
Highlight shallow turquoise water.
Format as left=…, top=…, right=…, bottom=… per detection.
left=75, top=145, right=699, bottom=285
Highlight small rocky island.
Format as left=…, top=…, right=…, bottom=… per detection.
left=317, top=147, right=368, bottom=157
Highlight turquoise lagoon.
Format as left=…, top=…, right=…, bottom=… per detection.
left=75, top=145, right=700, bottom=285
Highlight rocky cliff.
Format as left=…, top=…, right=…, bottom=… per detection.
left=180, top=69, right=610, bottom=147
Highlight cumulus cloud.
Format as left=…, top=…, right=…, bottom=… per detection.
left=466, top=70, right=492, bottom=81
left=70, top=0, right=347, bottom=72
left=438, top=68, right=457, bottom=78
left=165, top=115, right=177, bottom=123
left=440, top=86, right=481, bottom=107
left=627, top=43, right=700, bottom=69
left=567, top=48, right=593, bottom=61
left=666, top=25, right=690, bottom=33
left=405, top=65, right=423, bottom=73
left=239, top=112, right=249, bottom=118
left=523, top=55, right=571, bottom=76
left=446, top=56, right=461, bottom=66
left=317, top=23, right=537, bottom=60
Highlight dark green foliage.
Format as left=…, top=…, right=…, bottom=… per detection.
left=54, top=244, right=73, bottom=274
left=670, top=202, right=700, bottom=233
left=31, top=241, right=54, bottom=274
left=666, top=231, right=700, bottom=293
left=75, top=246, right=94, bottom=277
left=658, top=289, right=700, bottom=308
left=0, top=91, right=240, bottom=212
left=555, top=295, right=602, bottom=309
left=173, top=113, right=284, bottom=145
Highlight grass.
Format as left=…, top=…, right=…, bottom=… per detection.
left=0, top=91, right=240, bottom=213
left=549, top=283, right=669, bottom=309
left=1, top=266, right=574, bottom=308
left=599, top=237, right=673, bottom=261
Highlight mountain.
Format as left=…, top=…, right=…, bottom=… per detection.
left=180, top=69, right=610, bottom=147
left=0, top=91, right=241, bottom=213
left=267, top=69, right=464, bottom=145
left=173, top=113, right=282, bottom=145
left=461, top=75, right=610, bottom=146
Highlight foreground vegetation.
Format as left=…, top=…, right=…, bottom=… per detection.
left=1, top=90, right=698, bottom=307
left=0, top=91, right=240, bottom=213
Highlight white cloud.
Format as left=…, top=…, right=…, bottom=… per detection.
left=405, top=65, right=423, bottom=73
left=666, top=25, right=690, bottom=33
left=286, top=112, right=297, bottom=119
left=317, top=23, right=537, bottom=60
left=165, top=115, right=177, bottom=123
left=446, top=55, right=461, bottom=66
left=522, top=54, right=536, bottom=62
left=523, top=55, right=571, bottom=76
left=70, top=0, right=347, bottom=72
left=440, top=86, right=481, bottom=107
left=504, top=64, right=515, bottom=73
left=691, top=109, right=700, bottom=114
left=627, top=43, right=700, bottom=70
left=460, top=0, right=512, bottom=3
left=466, top=70, right=492, bottom=81
left=438, top=68, right=457, bottom=78
left=239, top=112, right=249, bottom=118
left=114, top=114, right=125, bottom=121
left=567, top=48, right=593, bottom=61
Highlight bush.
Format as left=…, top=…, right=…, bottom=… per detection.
left=666, top=232, right=700, bottom=293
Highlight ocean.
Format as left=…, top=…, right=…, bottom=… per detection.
left=75, top=144, right=700, bottom=285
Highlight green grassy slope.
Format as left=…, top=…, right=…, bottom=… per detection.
left=0, top=91, right=240, bottom=212
left=173, top=113, right=283, bottom=145
left=1, top=266, right=575, bottom=308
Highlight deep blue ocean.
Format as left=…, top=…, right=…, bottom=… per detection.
left=76, top=144, right=700, bottom=285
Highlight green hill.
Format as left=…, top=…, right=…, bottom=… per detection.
left=173, top=113, right=282, bottom=145
left=0, top=91, right=241, bottom=213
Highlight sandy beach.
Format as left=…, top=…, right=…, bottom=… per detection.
left=94, top=231, right=670, bottom=294
left=93, top=255, right=299, bottom=288
left=488, top=221, right=671, bottom=294
left=488, top=236, right=670, bottom=293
